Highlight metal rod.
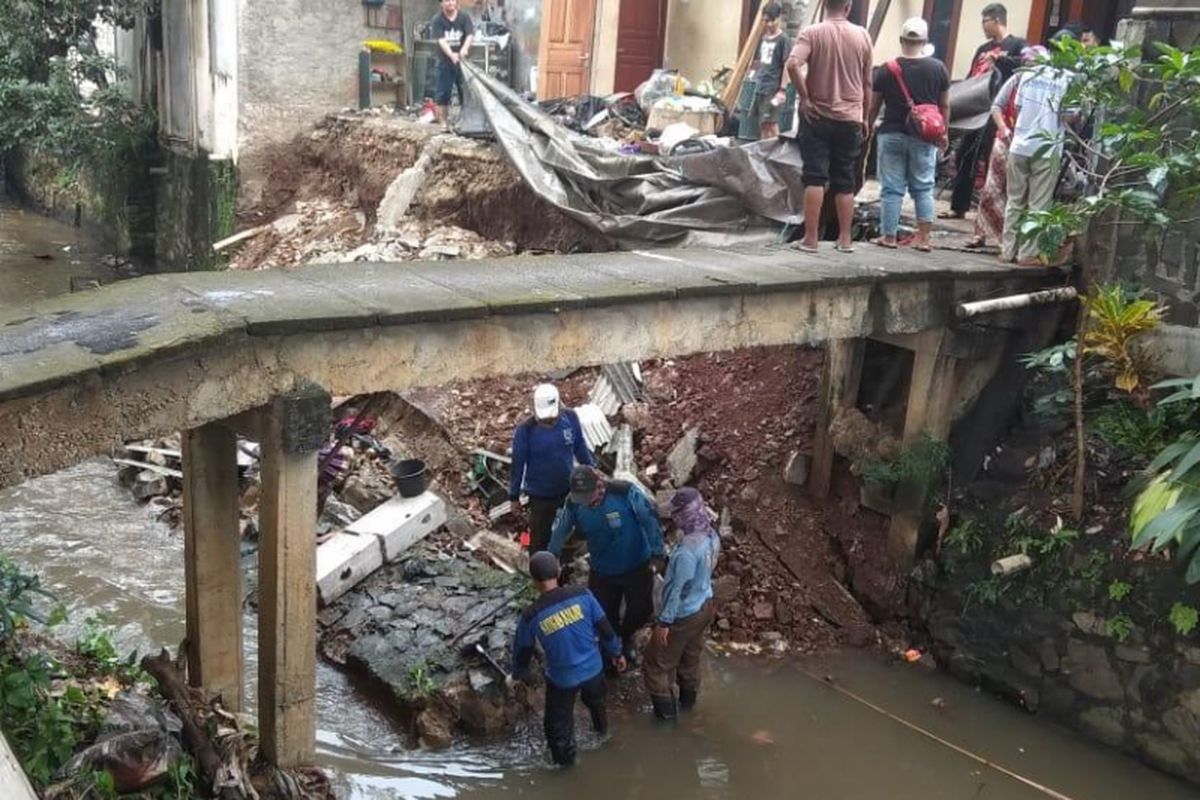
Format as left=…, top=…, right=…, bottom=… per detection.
left=956, top=287, right=1078, bottom=319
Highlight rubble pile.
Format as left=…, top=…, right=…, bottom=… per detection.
left=232, top=117, right=608, bottom=271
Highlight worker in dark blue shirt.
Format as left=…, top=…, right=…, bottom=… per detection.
left=509, top=383, right=595, bottom=553
left=549, top=466, right=665, bottom=666
left=513, top=551, right=625, bottom=767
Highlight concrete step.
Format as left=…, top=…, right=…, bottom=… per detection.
left=316, top=531, right=383, bottom=605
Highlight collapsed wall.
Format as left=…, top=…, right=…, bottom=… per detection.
left=231, top=116, right=611, bottom=270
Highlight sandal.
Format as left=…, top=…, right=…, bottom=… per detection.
left=964, top=236, right=986, bottom=249
left=871, top=237, right=898, bottom=249
left=913, top=243, right=933, bottom=253
left=793, top=242, right=820, bottom=253
left=835, top=244, right=856, bottom=254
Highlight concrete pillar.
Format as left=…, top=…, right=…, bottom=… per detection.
left=181, top=423, right=244, bottom=712
left=257, top=384, right=329, bottom=767
left=809, top=338, right=865, bottom=500
left=888, top=330, right=957, bottom=557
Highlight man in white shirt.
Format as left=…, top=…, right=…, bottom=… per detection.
left=991, top=46, right=1073, bottom=265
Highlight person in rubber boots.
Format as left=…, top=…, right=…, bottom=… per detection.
left=642, top=487, right=721, bottom=720
left=549, top=466, right=666, bottom=667
left=512, top=552, right=626, bottom=766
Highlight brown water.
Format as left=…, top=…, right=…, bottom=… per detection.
left=1, top=207, right=1197, bottom=799
left=1, top=462, right=1196, bottom=800
left=0, top=199, right=119, bottom=304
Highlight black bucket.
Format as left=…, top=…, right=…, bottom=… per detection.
left=389, top=458, right=429, bottom=498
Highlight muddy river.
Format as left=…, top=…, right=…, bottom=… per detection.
left=2, top=205, right=1197, bottom=799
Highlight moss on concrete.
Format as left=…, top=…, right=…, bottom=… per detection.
left=154, top=148, right=238, bottom=271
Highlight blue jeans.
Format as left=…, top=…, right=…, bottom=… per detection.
left=877, top=132, right=938, bottom=237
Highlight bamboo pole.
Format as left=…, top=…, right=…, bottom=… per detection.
left=720, top=8, right=769, bottom=112
left=956, top=287, right=1079, bottom=319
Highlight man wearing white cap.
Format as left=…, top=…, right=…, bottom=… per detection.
left=867, top=18, right=950, bottom=252
left=509, top=384, right=596, bottom=553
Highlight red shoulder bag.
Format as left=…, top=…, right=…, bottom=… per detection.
left=886, top=59, right=947, bottom=144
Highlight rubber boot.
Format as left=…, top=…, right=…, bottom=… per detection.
left=650, top=694, right=678, bottom=721
left=549, top=742, right=577, bottom=767
left=678, top=688, right=698, bottom=711
left=622, top=641, right=640, bottom=669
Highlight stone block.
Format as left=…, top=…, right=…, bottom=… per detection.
left=315, top=532, right=384, bottom=605
left=1164, top=705, right=1200, bottom=749
left=1078, top=706, right=1128, bottom=748
left=1037, top=637, right=1061, bottom=672
left=782, top=451, right=809, bottom=486
left=131, top=469, right=168, bottom=500
left=1115, top=644, right=1152, bottom=664
left=1009, top=644, right=1043, bottom=680
left=347, top=491, right=447, bottom=561
left=666, top=428, right=700, bottom=486
left=1066, top=639, right=1124, bottom=701
left=1072, top=611, right=1108, bottom=637
left=1137, top=733, right=1191, bottom=777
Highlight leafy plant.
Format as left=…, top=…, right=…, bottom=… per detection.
left=0, top=554, right=63, bottom=639
left=0, top=652, right=83, bottom=787
left=1020, top=341, right=1077, bottom=374
left=861, top=433, right=951, bottom=490
left=75, top=616, right=144, bottom=683
left=406, top=662, right=436, bottom=698
left=1108, top=579, right=1133, bottom=602
left=1169, top=602, right=1199, bottom=636
left=1093, top=402, right=1172, bottom=459
left=1075, top=550, right=1111, bottom=584
left=963, top=576, right=1010, bottom=611
left=1081, top=286, right=1165, bottom=394
left=944, top=518, right=986, bottom=556
left=1107, top=613, right=1135, bottom=642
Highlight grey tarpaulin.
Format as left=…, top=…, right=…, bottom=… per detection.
left=458, top=62, right=804, bottom=246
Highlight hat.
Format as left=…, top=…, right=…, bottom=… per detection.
left=569, top=465, right=600, bottom=505
left=533, top=383, right=560, bottom=420
left=530, top=551, right=560, bottom=582
left=900, top=17, right=929, bottom=42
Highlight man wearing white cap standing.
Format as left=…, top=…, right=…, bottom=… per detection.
left=509, top=384, right=596, bottom=553
left=867, top=18, right=950, bottom=252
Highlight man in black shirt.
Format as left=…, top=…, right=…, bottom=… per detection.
left=943, top=3, right=1026, bottom=219
left=751, top=2, right=790, bottom=139
left=431, top=0, right=474, bottom=128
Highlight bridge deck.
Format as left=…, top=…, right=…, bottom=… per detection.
left=0, top=245, right=1044, bottom=403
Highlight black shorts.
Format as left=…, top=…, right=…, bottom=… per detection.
left=434, top=61, right=464, bottom=106
left=798, top=117, right=863, bottom=194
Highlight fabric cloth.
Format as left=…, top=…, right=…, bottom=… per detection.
left=643, top=599, right=715, bottom=698
left=967, top=35, right=1026, bottom=83
left=754, top=32, right=791, bottom=96
left=431, top=11, right=474, bottom=64
left=435, top=61, right=465, bottom=106
left=589, top=561, right=655, bottom=648
left=509, top=410, right=595, bottom=502
left=872, top=57, right=950, bottom=136
left=670, top=487, right=710, bottom=537
left=1003, top=151, right=1059, bottom=262
left=512, top=586, right=621, bottom=688
left=544, top=672, right=606, bottom=766
left=658, top=525, right=720, bottom=625
left=528, top=494, right=566, bottom=554
left=797, top=117, right=862, bottom=193
left=787, top=18, right=874, bottom=123
left=877, top=132, right=938, bottom=236
left=993, top=69, right=1071, bottom=159
left=973, top=120, right=1013, bottom=244
left=950, top=123, right=995, bottom=214
left=548, top=481, right=665, bottom=578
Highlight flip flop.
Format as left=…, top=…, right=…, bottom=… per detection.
left=938, top=210, right=966, bottom=220
left=793, top=242, right=820, bottom=253
left=913, top=244, right=933, bottom=253
left=964, top=236, right=987, bottom=249
left=870, top=237, right=898, bottom=249
left=835, top=244, right=856, bottom=254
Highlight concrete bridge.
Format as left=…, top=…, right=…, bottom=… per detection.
left=0, top=245, right=1060, bottom=768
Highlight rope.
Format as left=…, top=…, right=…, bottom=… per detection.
left=795, top=666, right=1078, bottom=800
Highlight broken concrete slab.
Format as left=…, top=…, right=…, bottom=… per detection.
left=316, top=532, right=384, bottom=605
left=131, top=470, right=168, bottom=500
left=667, top=428, right=700, bottom=486
left=346, top=490, right=448, bottom=561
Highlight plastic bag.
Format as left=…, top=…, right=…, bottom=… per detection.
left=635, top=70, right=690, bottom=112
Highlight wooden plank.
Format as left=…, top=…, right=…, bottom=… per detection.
left=112, top=458, right=184, bottom=479
left=123, top=444, right=183, bottom=458
left=809, top=338, right=865, bottom=500
left=257, top=396, right=321, bottom=767
left=182, top=424, right=244, bottom=713
left=721, top=6, right=767, bottom=111
left=0, top=730, right=38, bottom=800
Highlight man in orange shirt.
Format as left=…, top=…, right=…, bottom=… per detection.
left=786, top=0, right=874, bottom=254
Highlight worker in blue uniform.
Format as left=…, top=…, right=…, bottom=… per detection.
left=549, top=466, right=666, bottom=666
left=513, top=551, right=626, bottom=767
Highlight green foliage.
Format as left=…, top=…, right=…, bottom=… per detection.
left=1082, top=286, right=1165, bottom=394
left=1169, top=602, right=1199, bottom=636
left=1018, top=39, right=1200, bottom=258
left=944, top=518, right=985, bottom=556
left=76, top=616, right=145, bottom=684
left=1106, top=613, right=1135, bottom=642
left=405, top=662, right=437, bottom=698
left=1075, top=549, right=1111, bottom=584
left=963, top=576, right=1009, bottom=610
left=861, top=433, right=951, bottom=490
left=1093, top=402, right=1174, bottom=459
left=0, top=554, right=63, bottom=640
left=1020, top=341, right=1077, bottom=374
left=1108, top=579, right=1133, bottom=602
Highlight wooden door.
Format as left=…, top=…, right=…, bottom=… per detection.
left=538, top=0, right=598, bottom=100
left=614, top=0, right=667, bottom=93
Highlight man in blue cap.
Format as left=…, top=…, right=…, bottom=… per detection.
left=548, top=466, right=666, bottom=666
left=512, top=551, right=625, bottom=767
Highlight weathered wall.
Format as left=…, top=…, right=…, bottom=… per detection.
left=1087, top=11, right=1200, bottom=326
left=154, top=148, right=238, bottom=271
left=918, top=563, right=1200, bottom=786
left=867, top=0, right=1031, bottom=77
left=663, top=0, right=742, bottom=83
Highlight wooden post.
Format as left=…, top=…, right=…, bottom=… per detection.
left=182, top=423, right=244, bottom=712
left=889, top=330, right=957, bottom=557
left=809, top=338, right=865, bottom=500
left=257, top=384, right=329, bottom=767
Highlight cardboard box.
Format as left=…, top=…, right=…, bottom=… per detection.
left=646, top=106, right=723, bottom=136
